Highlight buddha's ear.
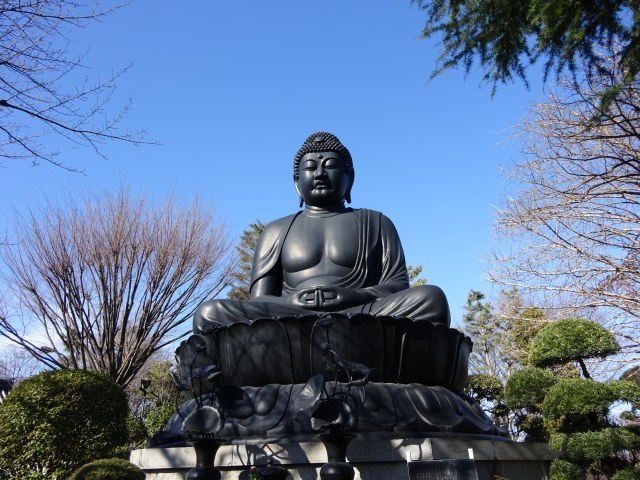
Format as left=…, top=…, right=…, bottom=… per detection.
left=294, top=178, right=304, bottom=208
left=345, top=170, right=355, bottom=204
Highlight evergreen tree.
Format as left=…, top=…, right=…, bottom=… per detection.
left=228, top=221, right=265, bottom=300
left=414, top=0, right=640, bottom=93
left=504, top=319, right=640, bottom=477
left=407, top=264, right=427, bottom=287
left=463, top=290, right=518, bottom=381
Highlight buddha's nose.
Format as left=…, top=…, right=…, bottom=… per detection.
left=314, top=167, right=326, bottom=177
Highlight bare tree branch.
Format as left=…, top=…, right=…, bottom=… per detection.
left=490, top=52, right=640, bottom=368
left=0, top=0, right=151, bottom=171
left=0, top=188, right=237, bottom=386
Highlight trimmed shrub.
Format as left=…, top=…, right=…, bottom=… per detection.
left=69, top=458, right=145, bottom=480
left=542, top=378, right=615, bottom=432
left=549, top=459, right=585, bottom=480
left=465, top=374, right=503, bottom=400
left=0, top=369, right=128, bottom=479
left=549, top=428, right=640, bottom=462
left=529, top=318, right=619, bottom=367
left=125, top=415, right=148, bottom=451
left=504, top=366, right=557, bottom=410
left=516, top=413, right=548, bottom=442
left=608, top=380, right=640, bottom=407
left=612, top=467, right=640, bottom=480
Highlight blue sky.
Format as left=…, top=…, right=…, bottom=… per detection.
left=0, top=1, right=546, bottom=329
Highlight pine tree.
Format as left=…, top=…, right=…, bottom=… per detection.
left=227, top=221, right=265, bottom=300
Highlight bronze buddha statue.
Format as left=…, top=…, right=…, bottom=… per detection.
left=158, top=132, right=503, bottom=445
left=193, top=131, right=450, bottom=333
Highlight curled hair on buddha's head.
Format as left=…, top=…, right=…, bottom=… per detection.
left=293, top=131, right=353, bottom=180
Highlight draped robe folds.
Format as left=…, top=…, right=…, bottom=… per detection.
left=193, top=209, right=450, bottom=334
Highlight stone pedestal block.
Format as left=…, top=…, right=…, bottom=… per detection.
left=131, top=436, right=554, bottom=480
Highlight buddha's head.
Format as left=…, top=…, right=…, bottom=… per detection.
left=293, top=132, right=354, bottom=207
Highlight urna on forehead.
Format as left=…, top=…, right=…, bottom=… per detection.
left=293, top=131, right=353, bottom=179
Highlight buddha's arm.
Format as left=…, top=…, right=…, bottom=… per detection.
left=250, top=275, right=324, bottom=309
left=360, top=213, right=411, bottom=298
left=251, top=278, right=376, bottom=311
left=248, top=216, right=292, bottom=302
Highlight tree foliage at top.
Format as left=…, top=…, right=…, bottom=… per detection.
left=414, top=0, right=640, bottom=92
left=0, top=188, right=235, bottom=386
left=0, top=0, right=148, bottom=171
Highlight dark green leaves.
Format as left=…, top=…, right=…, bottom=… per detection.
left=414, top=0, right=640, bottom=92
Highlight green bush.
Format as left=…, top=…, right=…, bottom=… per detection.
left=529, top=318, right=619, bottom=367
left=504, top=366, right=557, bottom=410
left=542, top=378, right=616, bottom=432
left=515, top=413, right=548, bottom=442
left=0, top=369, right=128, bottom=480
left=143, top=404, right=176, bottom=435
left=549, top=459, right=585, bottom=480
left=125, top=415, right=148, bottom=451
left=465, top=374, right=503, bottom=400
left=69, top=458, right=145, bottom=480
left=549, top=428, right=640, bottom=462
left=608, top=380, right=640, bottom=407
left=612, top=467, right=640, bottom=480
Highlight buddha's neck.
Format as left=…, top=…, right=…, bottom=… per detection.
left=303, top=203, right=349, bottom=218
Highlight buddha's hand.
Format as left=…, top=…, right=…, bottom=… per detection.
left=292, top=286, right=374, bottom=311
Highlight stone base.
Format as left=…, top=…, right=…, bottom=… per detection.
left=131, top=435, right=554, bottom=480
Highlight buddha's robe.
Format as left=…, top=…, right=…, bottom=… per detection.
left=193, top=209, right=450, bottom=334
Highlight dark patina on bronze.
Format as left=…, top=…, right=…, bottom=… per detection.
left=156, top=132, right=506, bottom=447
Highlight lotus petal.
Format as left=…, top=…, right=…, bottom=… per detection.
left=311, top=398, right=356, bottom=430
left=182, top=406, right=223, bottom=434
left=292, top=373, right=325, bottom=413
left=216, top=385, right=254, bottom=419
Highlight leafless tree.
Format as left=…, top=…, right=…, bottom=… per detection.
left=0, top=345, right=40, bottom=381
left=0, top=0, right=147, bottom=171
left=490, top=52, right=640, bottom=366
left=0, top=188, right=236, bottom=386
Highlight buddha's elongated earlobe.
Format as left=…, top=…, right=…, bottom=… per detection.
left=345, top=170, right=355, bottom=204
left=294, top=179, right=304, bottom=208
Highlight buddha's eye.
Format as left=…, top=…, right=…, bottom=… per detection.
left=302, top=160, right=317, bottom=170
left=323, top=159, right=338, bottom=169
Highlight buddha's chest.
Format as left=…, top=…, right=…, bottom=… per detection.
left=281, top=214, right=359, bottom=273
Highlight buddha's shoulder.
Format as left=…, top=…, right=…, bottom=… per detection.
left=352, top=208, right=395, bottom=224
left=256, top=213, right=299, bottom=248
left=264, top=212, right=299, bottom=231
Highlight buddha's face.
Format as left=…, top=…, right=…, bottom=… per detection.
left=295, top=151, right=352, bottom=207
